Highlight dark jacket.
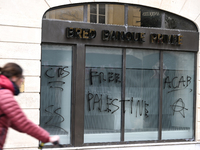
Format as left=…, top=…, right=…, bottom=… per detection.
left=0, top=75, right=50, bottom=149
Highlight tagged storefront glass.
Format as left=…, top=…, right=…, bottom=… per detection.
left=125, top=49, right=159, bottom=141
left=84, top=47, right=122, bottom=143
left=162, top=52, right=195, bottom=139
left=40, top=45, right=72, bottom=145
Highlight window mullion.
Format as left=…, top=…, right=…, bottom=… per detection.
left=158, top=51, right=163, bottom=140
left=121, top=48, right=126, bottom=142
left=74, top=44, right=85, bottom=146
left=105, top=4, right=108, bottom=24
left=83, top=4, right=88, bottom=22
left=124, top=4, right=128, bottom=26
left=97, top=4, right=99, bottom=23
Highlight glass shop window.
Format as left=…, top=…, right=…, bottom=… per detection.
left=84, top=47, right=122, bottom=143
left=40, top=44, right=72, bottom=145
left=84, top=48, right=195, bottom=142
left=125, top=49, right=160, bottom=141
left=125, top=50, right=195, bottom=141
left=162, top=52, right=194, bottom=139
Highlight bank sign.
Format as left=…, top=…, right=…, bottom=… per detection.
left=42, top=20, right=198, bottom=51
left=66, top=27, right=183, bottom=46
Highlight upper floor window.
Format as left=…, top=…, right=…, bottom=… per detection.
left=43, top=2, right=197, bottom=31
left=87, top=4, right=124, bottom=25
left=89, top=4, right=106, bottom=24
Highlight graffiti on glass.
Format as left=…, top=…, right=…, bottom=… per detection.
left=43, top=65, right=70, bottom=134
left=89, top=69, right=121, bottom=85
left=87, top=91, right=149, bottom=118
left=164, top=75, right=192, bottom=93
left=170, top=98, right=188, bottom=118
left=44, top=105, right=68, bottom=134
left=45, top=65, right=70, bottom=90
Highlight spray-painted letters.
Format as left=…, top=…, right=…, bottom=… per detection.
left=164, top=75, right=192, bottom=93
left=87, top=91, right=149, bottom=117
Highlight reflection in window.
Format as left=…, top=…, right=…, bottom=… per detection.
left=84, top=47, right=122, bottom=143
left=107, top=4, right=124, bottom=25
left=88, top=4, right=124, bottom=25
left=44, top=6, right=84, bottom=21
left=128, top=6, right=141, bottom=27
left=140, top=7, right=162, bottom=28
left=43, top=3, right=197, bottom=31
left=88, top=4, right=106, bottom=24
left=165, top=13, right=197, bottom=30
left=40, top=45, right=72, bottom=145
left=128, top=6, right=163, bottom=28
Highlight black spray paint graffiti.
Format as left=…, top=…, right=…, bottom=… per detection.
left=87, top=92, right=149, bottom=117
left=136, top=100, right=143, bottom=117
left=44, top=105, right=68, bottom=134
left=164, top=75, right=192, bottom=93
left=45, top=66, right=70, bottom=78
left=106, top=95, right=119, bottom=114
left=170, top=98, right=188, bottom=118
left=43, top=65, right=70, bottom=134
left=44, top=66, right=70, bottom=90
left=89, top=69, right=121, bottom=85
left=120, top=99, right=149, bottom=118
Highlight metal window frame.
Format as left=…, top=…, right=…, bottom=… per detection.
left=41, top=2, right=199, bottom=147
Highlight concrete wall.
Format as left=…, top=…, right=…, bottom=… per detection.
left=0, top=0, right=200, bottom=149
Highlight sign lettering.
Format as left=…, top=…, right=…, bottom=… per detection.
left=65, top=27, right=183, bottom=45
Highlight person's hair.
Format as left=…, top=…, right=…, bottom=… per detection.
left=0, top=63, right=23, bottom=79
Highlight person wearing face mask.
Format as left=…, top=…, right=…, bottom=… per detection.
left=0, top=63, right=59, bottom=150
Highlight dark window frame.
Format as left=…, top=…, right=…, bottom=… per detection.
left=41, top=2, right=199, bottom=148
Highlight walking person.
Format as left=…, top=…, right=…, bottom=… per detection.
left=0, top=63, right=59, bottom=150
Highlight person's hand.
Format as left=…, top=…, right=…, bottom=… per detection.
left=49, top=135, right=60, bottom=145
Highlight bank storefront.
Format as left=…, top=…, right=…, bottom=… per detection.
left=40, top=2, right=198, bottom=148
